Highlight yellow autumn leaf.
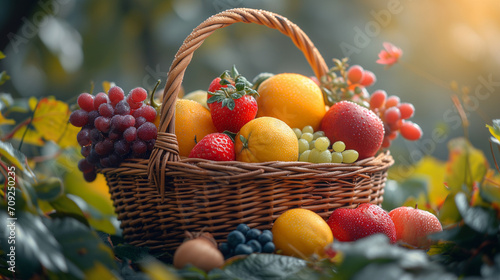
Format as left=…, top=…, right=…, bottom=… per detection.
left=0, top=111, right=15, bottom=125
left=102, top=81, right=116, bottom=93
left=486, top=123, right=500, bottom=143
left=13, top=126, right=45, bottom=146
left=412, top=156, right=448, bottom=208
left=13, top=97, right=79, bottom=148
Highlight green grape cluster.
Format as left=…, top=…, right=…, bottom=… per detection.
left=293, top=126, right=359, bottom=164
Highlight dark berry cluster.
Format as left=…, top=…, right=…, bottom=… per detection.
left=70, top=86, right=158, bottom=182
left=218, top=224, right=275, bottom=259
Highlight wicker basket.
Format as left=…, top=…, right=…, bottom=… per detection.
left=101, top=8, right=394, bottom=254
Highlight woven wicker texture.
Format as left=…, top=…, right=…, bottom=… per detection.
left=101, top=8, right=394, bottom=254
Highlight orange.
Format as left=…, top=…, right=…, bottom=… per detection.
left=272, top=208, right=333, bottom=258
left=235, top=117, right=298, bottom=163
left=175, top=99, right=217, bottom=157
left=256, top=73, right=326, bottom=131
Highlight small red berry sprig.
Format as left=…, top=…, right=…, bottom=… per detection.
left=320, top=58, right=422, bottom=148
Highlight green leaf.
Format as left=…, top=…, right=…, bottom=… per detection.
left=113, top=243, right=151, bottom=262
left=34, top=178, right=63, bottom=201
left=230, top=65, right=239, bottom=78
left=445, top=138, right=488, bottom=192
left=49, top=195, right=90, bottom=227
left=230, top=92, right=243, bottom=100
left=0, top=211, right=68, bottom=279
left=0, top=141, right=30, bottom=174
left=226, top=99, right=235, bottom=110
left=45, top=217, right=116, bottom=277
left=333, top=234, right=454, bottom=280
left=252, top=72, right=274, bottom=90
left=218, top=254, right=307, bottom=280
left=0, top=51, right=5, bottom=59
left=455, top=192, right=498, bottom=234
left=438, top=193, right=462, bottom=226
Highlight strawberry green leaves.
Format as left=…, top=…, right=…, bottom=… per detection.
left=207, top=66, right=258, bottom=111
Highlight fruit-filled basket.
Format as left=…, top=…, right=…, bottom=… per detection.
left=94, top=8, right=396, bottom=254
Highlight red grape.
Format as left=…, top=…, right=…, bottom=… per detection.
left=77, top=93, right=94, bottom=112
left=81, top=145, right=91, bottom=157
left=123, top=127, right=137, bottom=142
left=126, top=95, right=143, bottom=110
left=87, top=110, right=99, bottom=126
left=115, top=100, right=131, bottom=115
left=108, top=86, right=125, bottom=106
left=94, top=116, right=111, bottom=133
left=369, top=90, right=387, bottom=109
left=77, top=128, right=91, bottom=146
left=94, top=139, right=114, bottom=156
left=78, top=159, right=94, bottom=173
left=114, top=139, right=130, bottom=156
left=347, top=65, right=364, bottom=84
left=72, top=84, right=159, bottom=182
left=133, top=105, right=157, bottom=122
left=132, top=140, right=147, bottom=155
left=108, top=130, right=121, bottom=141
left=135, top=116, right=147, bottom=128
left=90, top=128, right=104, bottom=143
left=86, top=149, right=100, bottom=164
left=83, top=170, right=97, bottom=182
left=129, top=87, right=148, bottom=103
left=137, top=122, right=157, bottom=141
left=122, top=115, right=136, bottom=129
left=94, top=92, right=109, bottom=110
left=98, top=103, right=114, bottom=118
left=69, top=110, right=88, bottom=127
left=400, top=121, right=423, bottom=141
left=398, top=103, right=415, bottom=119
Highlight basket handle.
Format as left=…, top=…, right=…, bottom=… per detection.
left=148, top=8, right=329, bottom=195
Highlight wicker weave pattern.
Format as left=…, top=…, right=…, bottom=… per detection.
left=100, top=8, right=394, bottom=254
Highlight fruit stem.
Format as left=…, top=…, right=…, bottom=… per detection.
left=149, top=79, right=162, bottom=109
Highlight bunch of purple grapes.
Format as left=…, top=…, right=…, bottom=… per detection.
left=69, top=86, right=158, bottom=182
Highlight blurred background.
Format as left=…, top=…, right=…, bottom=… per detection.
left=1, top=0, right=499, bottom=166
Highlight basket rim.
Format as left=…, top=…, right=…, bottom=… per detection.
left=100, top=150, right=393, bottom=176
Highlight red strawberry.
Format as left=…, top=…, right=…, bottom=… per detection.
left=320, top=100, right=384, bottom=159
left=210, top=95, right=257, bottom=133
left=207, top=69, right=236, bottom=110
left=207, top=67, right=259, bottom=133
left=327, top=203, right=396, bottom=243
left=188, top=133, right=235, bottom=161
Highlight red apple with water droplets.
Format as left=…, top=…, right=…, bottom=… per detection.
left=321, top=101, right=384, bottom=159
left=389, top=206, right=443, bottom=249
left=327, top=203, right=396, bottom=243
